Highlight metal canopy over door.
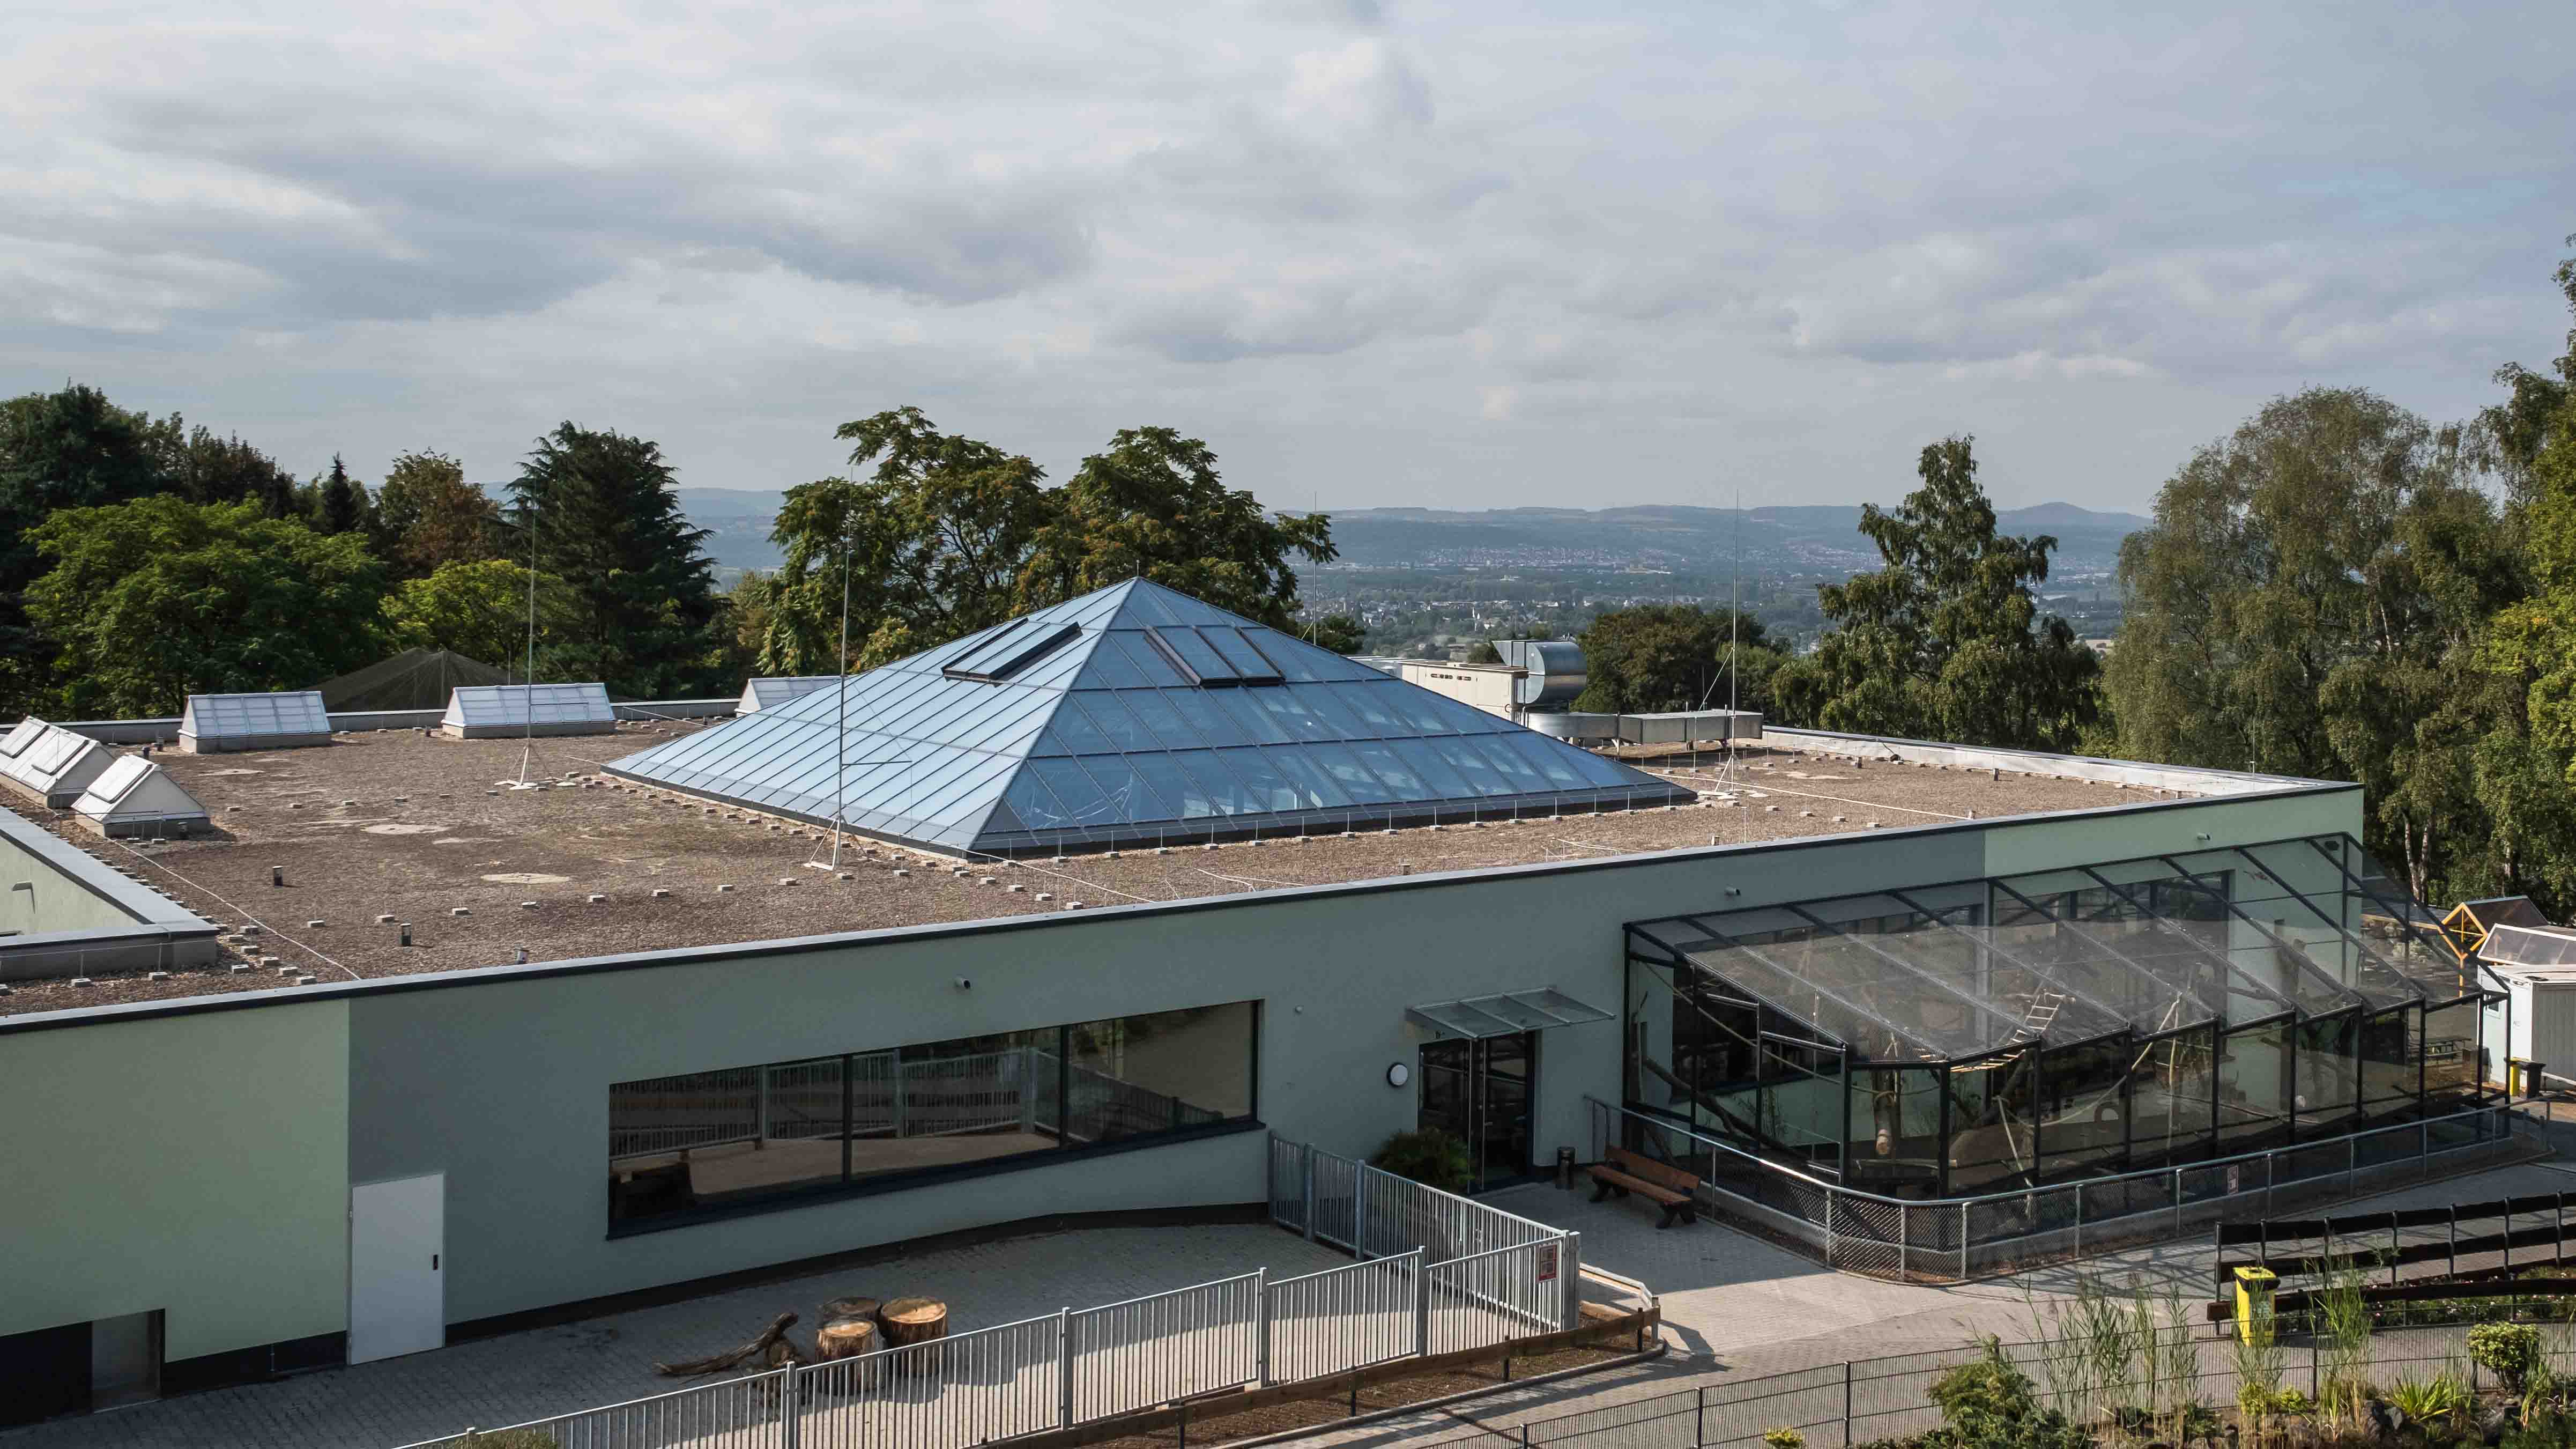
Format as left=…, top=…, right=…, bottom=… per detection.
left=350, top=1173, right=444, bottom=1364
left=1419, top=1033, right=1537, bottom=1191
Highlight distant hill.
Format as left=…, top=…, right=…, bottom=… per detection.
left=1321, top=502, right=2150, bottom=575
left=663, top=490, right=2150, bottom=579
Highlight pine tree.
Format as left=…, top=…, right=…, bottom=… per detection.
left=1773, top=435, right=2099, bottom=751
left=507, top=422, right=721, bottom=696
left=316, top=454, right=367, bottom=535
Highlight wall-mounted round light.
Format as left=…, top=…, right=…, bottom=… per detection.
left=1386, top=1062, right=1411, bottom=1089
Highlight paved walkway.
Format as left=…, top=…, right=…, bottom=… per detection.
left=1302, top=1150, right=2576, bottom=1447
left=24, top=1133, right=2570, bottom=1446
left=9, top=1223, right=1348, bottom=1449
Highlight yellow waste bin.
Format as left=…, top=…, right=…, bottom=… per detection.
left=2234, top=1265, right=2277, bottom=1343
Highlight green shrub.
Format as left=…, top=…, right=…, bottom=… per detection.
left=1763, top=1429, right=1807, bottom=1449
left=2384, top=1365, right=2472, bottom=1429
left=435, top=1433, right=559, bottom=1448
left=1922, top=1340, right=2090, bottom=1449
left=1368, top=1129, right=1473, bottom=1194
left=2476, top=1321, right=2548, bottom=1394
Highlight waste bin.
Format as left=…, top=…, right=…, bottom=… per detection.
left=2234, top=1265, right=2277, bottom=1343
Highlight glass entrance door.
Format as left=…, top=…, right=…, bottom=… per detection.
left=1419, top=1032, right=1538, bottom=1190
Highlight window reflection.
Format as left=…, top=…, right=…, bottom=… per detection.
left=608, top=1002, right=1258, bottom=1226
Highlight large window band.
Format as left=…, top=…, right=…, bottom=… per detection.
left=607, top=1001, right=1259, bottom=1229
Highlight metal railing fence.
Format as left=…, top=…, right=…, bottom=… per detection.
left=395, top=1144, right=1634, bottom=1449
left=1265, top=1250, right=1426, bottom=1381
left=396, top=1369, right=793, bottom=1449
left=799, top=1313, right=1062, bottom=1449
left=1066, top=1271, right=1264, bottom=1420
left=1401, top=1321, right=2550, bottom=1449
left=1590, top=1096, right=2528, bottom=1284
left=1267, top=1133, right=1580, bottom=1327
left=1427, top=1240, right=1568, bottom=1353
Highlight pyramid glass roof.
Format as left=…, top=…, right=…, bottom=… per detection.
left=605, top=579, right=1694, bottom=855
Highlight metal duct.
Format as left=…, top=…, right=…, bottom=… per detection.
left=1501, top=640, right=1588, bottom=708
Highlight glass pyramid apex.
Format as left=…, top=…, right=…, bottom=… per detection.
left=605, top=579, right=1694, bottom=855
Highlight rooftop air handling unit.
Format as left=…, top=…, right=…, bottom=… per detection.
left=737, top=676, right=840, bottom=715
left=441, top=683, right=618, bottom=739
left=1616, top=710, right=1765, bottom=746
left=180, top=690, right=333, bottom=753
left=72, top=756, right=210, bottom=838
left=0, top=721, right=114, bottom=809
left=1499, top=640, right=1588, bottom=710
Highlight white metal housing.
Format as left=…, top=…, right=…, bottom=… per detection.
left=179, top=691, right=334, bottom=753
left=440, top=683, right=618, bottom=738
left=71, top=756, right=211, bottom=838
left=1615, top=710, right=1764, bottom=745
left=736, top=676, right=839, bottom=714
left=0, top=720, right=113, bottom=808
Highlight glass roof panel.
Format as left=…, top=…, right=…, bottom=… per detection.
left=607, top=579, right=1690, bottom=853
left=1204, top=628, right=1282, bottom=682
left=1628, top=832, right=2435, bottom=1068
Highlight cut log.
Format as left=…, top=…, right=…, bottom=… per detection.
left=881, top=1297, right=948, bottom=1348
left=816, top=1316, right=879, bottom=1361
left=820, top=1295, right=882, bottom=1327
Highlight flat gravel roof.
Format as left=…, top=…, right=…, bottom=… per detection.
left=0, top=724, right=2191, bottom=1017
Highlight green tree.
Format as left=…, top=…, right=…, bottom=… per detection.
left=1576, top=604, right=1784, bottom=715
left=0, top=385, right=174, bottom=706
left=1025, top=426, right=1336, bottom=627
left=151, top=422, right=299, bottom=516
left=382, top=559, right=579, bottom=669
left=2107, top=387, right=2547, bottom=901
left=2474, top=254, right=2576, bottom=907
left=761, top=408, right=1053, bottom=673
left=762, top=409, right=1337, bottom=671
left=1461, top=640, right=1504, bottom=665
left=25, top=496, right=389, bottom=716
left=2468, top=234, right=2576, bottom=502
left=507, top=423, right=724, bottom=696
left=313, top=453, right=370, bottom=535
left=1302, top=612, right=1368, bottom=655
left=1773, top=437, right=2098, bottom=749
left=374, top=450, right=500, bottom=578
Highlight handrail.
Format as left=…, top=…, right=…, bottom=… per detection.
left=1588, top=1094, right=2522, bottom=1211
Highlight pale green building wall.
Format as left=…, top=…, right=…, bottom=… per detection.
left=0, top=1001, right=351, bottom=1360
left=0, top=779, right=2372, bottom=1359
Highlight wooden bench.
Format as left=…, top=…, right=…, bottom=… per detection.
left=1587, top=1146, right=1701, bottom=1228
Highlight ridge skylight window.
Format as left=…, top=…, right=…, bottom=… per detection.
left=1146, top=625, right=1283, bottom=686
left=943, top=623, right=1080, bottom=683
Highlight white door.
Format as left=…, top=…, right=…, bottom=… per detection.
left=350, top=1173, right=444, bottom=1364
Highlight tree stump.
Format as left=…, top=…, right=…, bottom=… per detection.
left=880, top=1297, right=949, bottom=1373
left=814, top=1315, right=880, bottom=1390
left=817, top=1316, right=879, bottom=1360
left=820, top=1296, right=882, bottom=1329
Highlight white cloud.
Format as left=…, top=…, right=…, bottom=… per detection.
left=2, top=0, right=2571, bottom=512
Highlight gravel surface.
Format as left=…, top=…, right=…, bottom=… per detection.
left=0, top=731, right=2164, bottom=1017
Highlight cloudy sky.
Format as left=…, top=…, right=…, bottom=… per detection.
left=6, top=1, right=2572, bottom=515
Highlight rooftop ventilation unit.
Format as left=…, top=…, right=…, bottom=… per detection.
left=737, top=676, right=840, bottom=715
left=0, top=721, right=113, bottom=809
left=180, top=690, right=333, bottom=753
left=1616, top=710, right=1764, bottom=745
left=1521, top=711, right=1621, bottom=743
left=0, top=718, right=43, bottom=761
left=441, top=683, right=618, bottom=738
left=1499, top=641, right=1587, bottom=709
left=72, top=756, right=210, bottom=838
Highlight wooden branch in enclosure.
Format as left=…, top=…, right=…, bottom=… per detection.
left=653, top=1312, right=800, bottom=1377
